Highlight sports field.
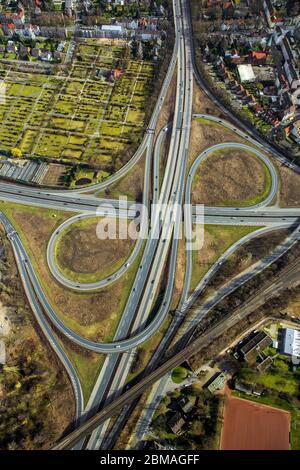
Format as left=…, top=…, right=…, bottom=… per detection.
left=221, top=395, right=290, bottom=450
left=0, top=39, right=155, bottom=171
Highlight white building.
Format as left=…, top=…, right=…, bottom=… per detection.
left=237, top=64, right=256, bottom=83
left=101, top=24, right=123, bottom=33
left=282, top=328, right=300, bottom=358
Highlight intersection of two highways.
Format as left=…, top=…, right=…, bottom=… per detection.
left=1, top=0, right=300, bottom=451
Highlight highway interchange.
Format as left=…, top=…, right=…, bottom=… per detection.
left=1, top=0, right=300, bottom=451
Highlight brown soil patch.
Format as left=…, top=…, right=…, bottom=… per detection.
left=9, top=208, right=129, bottom=338
left=194, top=230, right=218, bottom=269
left=189, top=119, right=245, bottom=167
left=56, top=219, right=134, bottom=276
left=42, top=164, right=67, bottom=187
left=192, top=78, right=221, bottom=116
left=174, top=235, right=185, bottom=295
left=192, top=149, right=266, bottom=206
left=221, top=395, right=290, bottom=450
left=278, top=164, right=300, bottom=207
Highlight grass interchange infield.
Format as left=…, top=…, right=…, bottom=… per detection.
left=192, top=146, right=273, bottom=208
left=54, top=217, right=136, bottom=284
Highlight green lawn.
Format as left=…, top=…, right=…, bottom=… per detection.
left=239, top=355, right=300, bottom=395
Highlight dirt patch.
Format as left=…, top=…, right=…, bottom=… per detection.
left=278, top=164, right=300, bottom=207
left=221, top=394, right=290, bottom=450
left=192, top=149, right=268, bottom=206
left=42, top=164, right=67, bottom=187
left=192, top=78, right=221, bottom=116
left=3, top=206, right=131, bottom=339
left=174, top=236, right=185, bottom=295
left=189, top=119, right=246, bottom=167
left=56, top=218, right=135, bottom=278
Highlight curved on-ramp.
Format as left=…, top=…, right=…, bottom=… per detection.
left=47, top=212, right=144, bottom=292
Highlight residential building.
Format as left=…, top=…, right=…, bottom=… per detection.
left=239, top=331, right=272, bottom=363
left=205, top=371, right=228, bottom=393
left=167, top=412, right=185, bottom=435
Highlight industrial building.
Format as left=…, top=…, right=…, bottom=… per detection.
left=282, top=328, right=300, bottom=358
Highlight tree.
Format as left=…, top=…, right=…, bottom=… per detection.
left=10, top=148, right=23, bottom=158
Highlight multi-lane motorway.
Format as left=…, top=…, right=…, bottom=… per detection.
left=1, top=0, right=300, bottom=452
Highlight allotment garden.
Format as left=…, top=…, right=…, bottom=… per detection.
left=0, top=38, right=155, bottom=173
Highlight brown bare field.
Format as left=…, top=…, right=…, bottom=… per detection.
left=192, top=78, right=221, bottom=116
left=0, top=204, right=134, bottom=341
left=188, top=119, right=246, bottom=167
left=42, top=164, right=67, bottom=187
left=170, top=233, right=186, bottom=310
left=278, top=164, right=300, bottom=207
left=192, top=148, right=267, bottom=206
left=221, top=395, right=291, bottom=450
left=56, top=218, right=135, bottom=280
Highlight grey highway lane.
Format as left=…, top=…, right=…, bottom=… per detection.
left=85, top=0, right=193, bottom=448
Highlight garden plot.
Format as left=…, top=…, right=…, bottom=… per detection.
left=0, top=39, right=156, bottom=172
